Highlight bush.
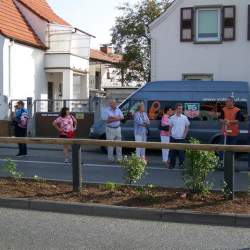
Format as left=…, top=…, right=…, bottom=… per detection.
left=3, top=158, right=23, bottom=180
left=120, top=154, right=147, bottom=184
left=184, top=138, right=218, bottom=195
left=104, top=181, right=119, bottom=191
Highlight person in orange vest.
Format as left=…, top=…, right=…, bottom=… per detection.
left=219, top=97, right=243, bottom=162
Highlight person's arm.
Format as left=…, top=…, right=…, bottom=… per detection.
left=219, top=110, right=229, bottom=125
left=72, top=116, right=78, bottom=130
left=52, top=119, right=63, bottom=133
left=183, top=117, right=190, bottom=139
left=229, top=110, right=242, bottom=124
left=145, top=113, right=150, bottom=125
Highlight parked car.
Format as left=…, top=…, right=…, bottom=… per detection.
left=90, top=81, right=249, bottom=148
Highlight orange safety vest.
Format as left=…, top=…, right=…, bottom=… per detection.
left=222, top=107, right=240, bottom=136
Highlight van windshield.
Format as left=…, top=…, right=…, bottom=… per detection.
left=120, top=100, right=143, bottom=119
left=147, top=101, right=248, bottom=121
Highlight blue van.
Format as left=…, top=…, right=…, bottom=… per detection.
left=90, top=81, right=249, bottom=146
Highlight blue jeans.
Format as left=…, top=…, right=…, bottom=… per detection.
left=219, top=135, right=238, bottom=161
left=169, top=138, right=185, bottom=167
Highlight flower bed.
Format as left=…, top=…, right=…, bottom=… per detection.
left=0, top=178, right=249, bottom=214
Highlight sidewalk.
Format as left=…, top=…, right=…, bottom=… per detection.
left=0, top=143, right=62, bottom=151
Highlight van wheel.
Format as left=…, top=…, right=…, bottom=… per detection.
left=100, top=135, right=107, bottom=153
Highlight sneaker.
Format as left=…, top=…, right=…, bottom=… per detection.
left=64, top=159, right=69, bottom=164
left=16, top=153, right=23, bottom=157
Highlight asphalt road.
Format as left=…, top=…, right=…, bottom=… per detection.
left=0, top=207, right=249, bottom=250
left=0, top=144, right=249, bottom=191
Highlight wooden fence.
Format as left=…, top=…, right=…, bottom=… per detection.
left=0, top=137, right=249, bottom=199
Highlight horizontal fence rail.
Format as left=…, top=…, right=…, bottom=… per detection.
left=0, top=137, right=249, bottom=199
left=0, top=137, right=250, bottom=153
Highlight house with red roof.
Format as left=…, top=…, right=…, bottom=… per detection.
left=0, top=0, right=93, bottom=111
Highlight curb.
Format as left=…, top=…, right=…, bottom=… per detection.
left=0, top=198, right=249, bottom=228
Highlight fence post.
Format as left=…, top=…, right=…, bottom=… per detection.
left=72, top=144, right=82, bottom=192
left=224, top=151, right=235, bottom=200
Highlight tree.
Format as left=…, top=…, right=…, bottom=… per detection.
left=111, top=0, right=171, bottom=85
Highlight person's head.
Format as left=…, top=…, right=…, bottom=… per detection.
left=60, top=107, right=69, bottom=118
left=226, top=97, right=235, bottom=108
left=109, top=99, right=117, bottom=110
left=163, top=107, right=173, bottom=116
left=16, top=100, right=24, bottom=109
left=137, top=103, right=145, bottom=113
left=175, top=103, right=183, bottom=115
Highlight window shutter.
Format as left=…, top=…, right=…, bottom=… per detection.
left=180, top=8, right=193, bottom=42
left=248, top=5, right=250, bottom=40
left=222, top=6, right=236, bottom=41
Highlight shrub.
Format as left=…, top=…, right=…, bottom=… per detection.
left=3, top=158, right=23, bottom=180
left=120, top=154, right=147, bottom=184
left=104, top=181, right=119, bottom=191
left=184, top=138, right=218, bottom=195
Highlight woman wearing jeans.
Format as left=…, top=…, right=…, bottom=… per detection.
left=134, top=103, right=150, bottom=160
left=160, top=107, right=173, bottom=167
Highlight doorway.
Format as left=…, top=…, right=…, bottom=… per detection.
left=48, top=82, right=53, bottom=112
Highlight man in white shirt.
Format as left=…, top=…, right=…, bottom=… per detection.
left=102, top=99, right=124, bottom=161
left=169, top=103, right=190, bottom=169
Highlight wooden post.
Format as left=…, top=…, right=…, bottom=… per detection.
left=224, top=151, right=235, bottom=200
left=72, top=144, right=82, bottom=192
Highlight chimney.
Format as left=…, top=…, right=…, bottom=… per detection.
left=100, top=45, right=113, bottom=55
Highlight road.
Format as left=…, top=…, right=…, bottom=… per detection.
left=0, top=144, right=249, bottom=191
left=0, top=207, right=249, bottom=250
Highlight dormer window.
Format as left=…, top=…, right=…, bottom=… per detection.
left=196, top=8, right=221, bottom=42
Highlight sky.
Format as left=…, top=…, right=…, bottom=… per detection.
left=48, top=0, right=138, bottom=49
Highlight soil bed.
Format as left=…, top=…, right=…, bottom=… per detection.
left=0, top=178, right=249, bottom=214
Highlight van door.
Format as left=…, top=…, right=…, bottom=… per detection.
left=119, top=100, right=144, bottom=141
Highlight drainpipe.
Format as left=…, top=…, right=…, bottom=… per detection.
left=8, top=39, right=14, bottom=98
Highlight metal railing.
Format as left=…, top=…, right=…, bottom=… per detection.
left=0, top=137, right=249, bottom=199
left=33, top=99, right=90, bottom=113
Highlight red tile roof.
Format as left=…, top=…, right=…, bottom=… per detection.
left=90, top=49, right=122, bottom=64
left=17, top=0, right=69, bottom=25
left=0, top=0, right=69, bottom=49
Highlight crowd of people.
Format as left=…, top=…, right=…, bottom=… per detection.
left=101, top=97, right=242, bottom=169
left=12, top=96, right=242, bottom=166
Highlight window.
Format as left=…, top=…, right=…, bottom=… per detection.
left=180, top=8, right=193, bottom=42
left=147, top=100, right=247, bottom=122
left=196, top=8, right=221, bottom=42
left=183, top=74, right=213, bottom=81
left=120, top=100, right=143, bottom=120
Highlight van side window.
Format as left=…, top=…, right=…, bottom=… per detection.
left=147, top=100, right=247, bottom=121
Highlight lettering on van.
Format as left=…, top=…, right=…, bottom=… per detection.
left=184, top=103, right=200, bottom=119
left=203, top=98, right=247, bottom=102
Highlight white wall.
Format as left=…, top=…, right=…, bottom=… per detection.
left=14, top=0, right=48, bottom=44
left=1, top=39, right=47, bottom=100
left=0, top=35, right=5, bottom=95
left=150, top=0, right=250, bottom=83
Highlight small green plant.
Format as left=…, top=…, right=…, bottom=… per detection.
left=184, top=138, right=218, bottom=195
left=3, top=158, right=23, bottom=179
left=221, top=181, right=233, bottom=200
left=120, top=154, right=147, bottom=184
left=33, top=175, right=44, bottom=182
left=104, top=181, right=118, bottom=191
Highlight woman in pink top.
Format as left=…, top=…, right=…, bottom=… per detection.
left=160, top=107, right=173, bottom=167
left=53, top=107, right=77, bottom=163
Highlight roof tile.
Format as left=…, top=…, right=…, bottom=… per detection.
left=90, top=49, right=122, bottom=64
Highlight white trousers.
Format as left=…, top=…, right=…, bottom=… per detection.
left=135, top=134, right=147, bottom=158
left=161, top=136, right=170, bottom=162
left=106, top=127, right=122, bottom=161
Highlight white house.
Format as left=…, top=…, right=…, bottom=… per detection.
left=0, top=0, right=92, bottom=112
left=89, top=45, right=123, bottom=92
left=150, top=0, right=250, bottom=83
